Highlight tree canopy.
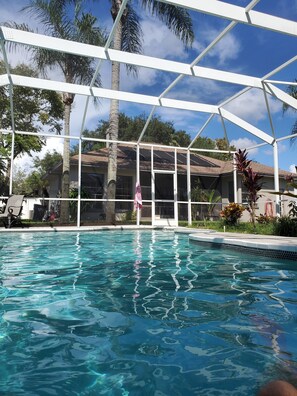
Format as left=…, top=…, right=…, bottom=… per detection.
left=15, top=0, right=107, bottom=221
left=70, top=112, right=235, bottom=161
left=12, top=150, right=63, bottom=195
left=0, top=61, right=63, bottom=189
left=0, top=62, right=63, bottom=138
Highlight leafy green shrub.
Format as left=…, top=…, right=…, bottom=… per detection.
left=125, top=210, right=137, bottom=221
left=256, top=214, right=276, bottom=224
left=69, top=187, right=91, bottom=219
left=220, top=203, right=245, bottom=225
left=273, top=216, right=297, bottom=237
left=288, top=200, right=297, bottom=218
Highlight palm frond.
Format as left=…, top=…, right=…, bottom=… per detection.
left=283, top=79, right=297, bottom=113
left=12, top=0, right=106, bottom=89
left=141, top=0, right=194, bottom=46
left=283, top=80, right=297, bottom=145
left=290, top=120, right=297, bottom=146
left=121, top=3, right=143, bottom=75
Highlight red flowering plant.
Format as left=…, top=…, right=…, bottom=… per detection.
left=234, top=149, right=263, bottom=226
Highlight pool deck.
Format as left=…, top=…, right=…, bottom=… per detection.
left=174, top=228, right=296, bottom=250
left=177, top=228, right=297, bottom=260
left=0, top=225, right=296, bottom=260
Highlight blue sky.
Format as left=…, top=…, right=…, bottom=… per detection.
left=0, top=0, right=296, bottom=173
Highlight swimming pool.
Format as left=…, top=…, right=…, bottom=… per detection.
left=0, top=230, right=296, bottom=395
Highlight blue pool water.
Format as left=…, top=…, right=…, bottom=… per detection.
left=0, top=230, right=297, bottom=395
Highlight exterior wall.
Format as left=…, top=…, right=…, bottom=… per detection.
left=20, top=198, right=43, bottom=220
left=221, top=174, right=294, bottom=221
left=46, top=162, right=295, bottom=223
left=75, top=166, right=135, bottom=221
left=47, top=173, right=62, bottom=198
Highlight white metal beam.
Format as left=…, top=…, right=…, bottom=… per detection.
left=0, top=74, right=9, bottom=86
left=159, top=98, right=218, bottom=114
left=10, top=74, right=277, bottom=144
left=262, top=55, right=297, bottom=80
left=262, top=82, right=276, bottom=139
left=157, top=0, right=297, bottom=37
left=159, top=21, right=238, bottom=100
left=105, top=0, right=129, bottom=50
left=11, top=74, right=91, bottom=96
left=0, top=27, right=263, bottom=89
left=245, top=0, right=261, bottom=13
left=192, top=66, right=261, bottom=88
left=265, top=83, right=297, bottom=111
left=265, top=80, right=297, bottom=86
left=188, top=114, right=215, bottom=149
left=273, top=141, right=280, bottom=216
left=137, top=106, right=157, bottom=144
left=0, top=26, right=106, bottom=58
left=220, top=108, right=274, bottom=144
left=10, top=74, right=219, bottom=114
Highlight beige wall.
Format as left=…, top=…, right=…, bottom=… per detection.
left=221, top=174, right=294, bottom=221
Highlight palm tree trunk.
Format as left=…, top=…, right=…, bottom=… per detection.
left=105, top=8, right=123, bottom=224
left=60, top=94, right=72, bottom=223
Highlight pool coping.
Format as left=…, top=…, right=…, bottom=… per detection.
left=0, top=225, right=160, bottom=233
left=186, top=230, right=297, bottom=261
left=1, top=225, right=296, bottom=260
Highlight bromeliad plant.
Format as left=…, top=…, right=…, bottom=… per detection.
left=235, top=149, right=263, bottom=227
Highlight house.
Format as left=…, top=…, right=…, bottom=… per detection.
left=45, top=144, right=294, bottom=225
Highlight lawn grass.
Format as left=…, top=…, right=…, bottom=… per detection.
left=178, top=220, right=276, bottom=235
left=0, top=219, right=290, bottom=236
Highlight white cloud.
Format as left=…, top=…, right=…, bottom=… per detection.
left=224, top=89, right=282, bottom=123
left=120, top=66, right=160, bottom=91
left=118, top=17, right=191, bottom=92
left=277, top=142, right=287, bottom=154
left=229, top=137, right=259, bottom=155
left=193, top=27, right=241, bottom=66
left=70, top=95, right=110, bottom=133
left=264, top=142, right=287, bottom=156
left=290, top=164, right=297, bottom=173
left=142, top=18, right=189, bottom=60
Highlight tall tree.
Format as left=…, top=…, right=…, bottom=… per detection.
left=192, top=136, right=236, bottom=161
left=283, top=79, right=297, bottom=143
left=0, top=61, right=63, bottom=194
left=33, top=150, right=63, bottom=178
left=13, top=0, right=107, bottom=222
left=12, top=150, right=63, bottom=195
left=101, top=0, right=194, bottom=223
left=70, top=112, right=192, bottom=153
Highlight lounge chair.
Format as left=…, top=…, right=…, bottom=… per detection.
left=0, top=195, right=24, bottom=228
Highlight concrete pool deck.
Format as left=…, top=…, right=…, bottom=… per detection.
left=0, top=225, right=296, bottom=260
left=181, top=229, right=297, bottom=261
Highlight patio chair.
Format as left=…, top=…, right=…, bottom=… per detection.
left=0, top=195, right=24, bottom=228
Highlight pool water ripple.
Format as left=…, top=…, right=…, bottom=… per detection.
left=1, top=230, right=297, bottom=395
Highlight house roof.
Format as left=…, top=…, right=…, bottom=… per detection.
left=69, top=145, right=292, bottom=179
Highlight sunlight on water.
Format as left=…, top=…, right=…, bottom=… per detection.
left=0, top=230, right=297, bottom=395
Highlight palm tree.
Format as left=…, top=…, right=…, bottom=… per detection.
left=283, top=80, right=297, bottom=144
left=14, top=0, right=106, bottom=222
left=104, top=0, right=194, bottom=223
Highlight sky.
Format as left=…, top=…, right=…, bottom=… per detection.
left=0, top=0, right=297, bottom=174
